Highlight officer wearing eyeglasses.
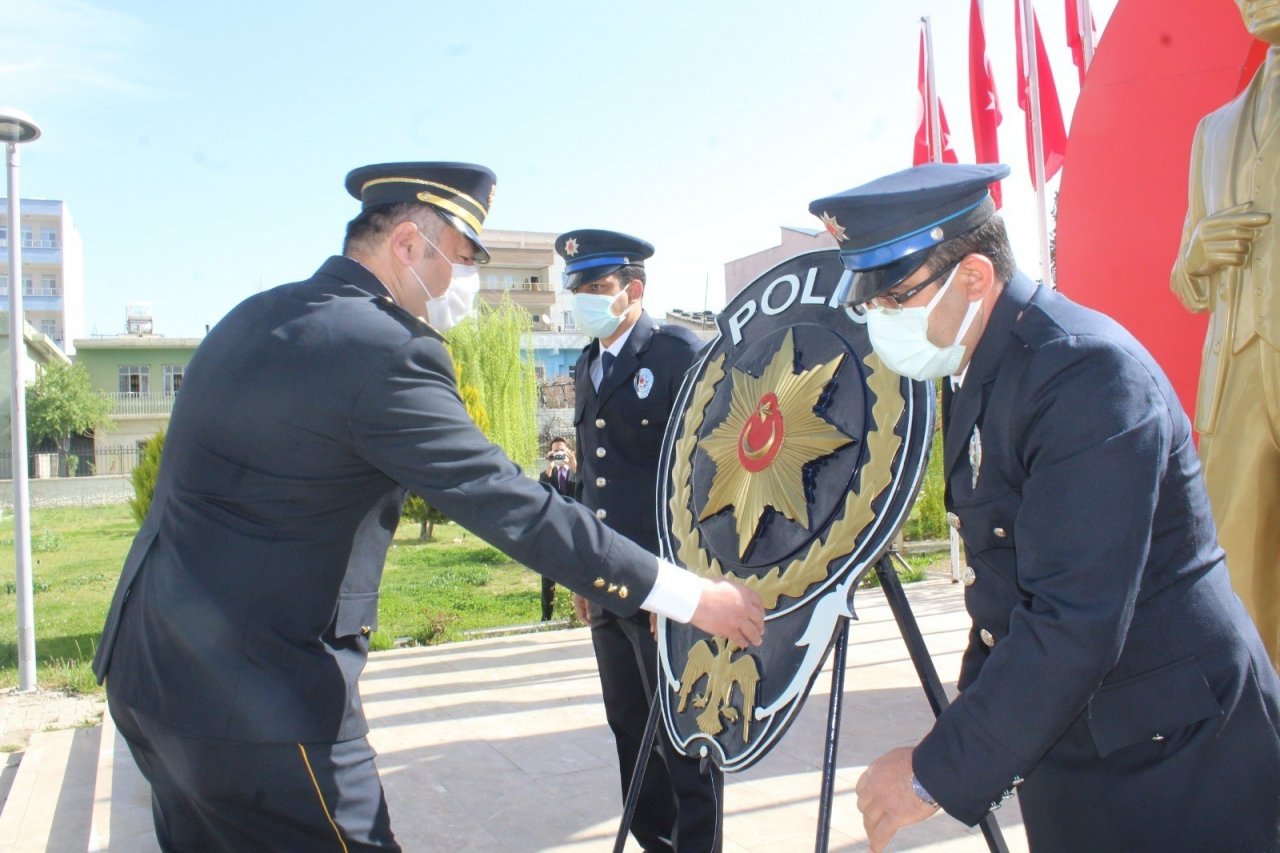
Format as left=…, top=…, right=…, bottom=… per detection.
left=811, top=163, right=1280, bottom=853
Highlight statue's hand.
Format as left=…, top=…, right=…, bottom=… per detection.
left=1177, top=203, right=1271, bottom=309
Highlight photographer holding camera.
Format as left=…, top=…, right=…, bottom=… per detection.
left=537, top=436, right=579, bottom=619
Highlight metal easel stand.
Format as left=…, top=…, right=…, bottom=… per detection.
left=814, top=550, right=1008, bottom=853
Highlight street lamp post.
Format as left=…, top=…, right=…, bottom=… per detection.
left=1, top=107, right=42, bottom=692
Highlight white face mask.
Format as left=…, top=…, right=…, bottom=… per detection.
left=864, top=266, right=982, bottom=381
left=407, top=229, right=480, bottom=332
left=572, top=290, right=628, bottom=339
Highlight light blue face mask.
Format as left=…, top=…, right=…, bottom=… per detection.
left=572, top=291, right=628, bottom=339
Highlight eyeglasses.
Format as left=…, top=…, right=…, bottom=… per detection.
left=854, top=262, right=960, bottom=315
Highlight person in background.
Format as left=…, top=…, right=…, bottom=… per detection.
left=558, top=229, right=721, bottom=852
left=537, top=435, right=579, bottom=619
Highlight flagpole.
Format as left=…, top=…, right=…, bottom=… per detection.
left=922, top=16, right=942, bottom=162
left=1078, top=0, right=1095, bottom=72
left=1020, top=0, right=1056, bottom=288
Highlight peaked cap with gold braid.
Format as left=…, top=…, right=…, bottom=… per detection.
left=345, top=162, right=496, bottom=263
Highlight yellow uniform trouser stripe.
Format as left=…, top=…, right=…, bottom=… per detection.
left=297, top=743, right=350, bottom=853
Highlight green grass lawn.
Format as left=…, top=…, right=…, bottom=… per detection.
left=0, top=502, right=942, bottom=694
left=0, top=506, right=563, bottom=693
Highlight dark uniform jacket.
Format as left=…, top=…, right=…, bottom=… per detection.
left=914, top=273, right=1280, bottom=851
left=573, top=312, right=702, bottom=622
left=93, top=256, right=659, bottom=744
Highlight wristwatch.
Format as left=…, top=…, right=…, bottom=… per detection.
left=910, top=773, right=938, bottom=808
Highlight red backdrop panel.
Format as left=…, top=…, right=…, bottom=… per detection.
left=1056, top=0, right=1264, bottom=419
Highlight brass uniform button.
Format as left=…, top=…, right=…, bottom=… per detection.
left=962, top=566, right=976, bottom=586
left=607, top=583, right=618, bottom=593
left=641, top=418, right=650, bottom=426
left=618, top=586, right=629, bottom=599
left=595, top=418, right=606, bottom=428
left=596, top=477, right=607, bottom=487
left=595, top=508, right=607, bottom=520
left=947, top=512, right=961, bottom=530
left=594, top=578, right=605, bottom=588
left=992, top=527, right=1007, bottom=538
left=596, top=447, right=607, bottom=458
left=360, top=625, right=372, bottom=636
left=980, top=628, right=996, bottom=647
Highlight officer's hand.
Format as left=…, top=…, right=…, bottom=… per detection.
left=572, top=592, right=592, bottom=627
left=1178, top=203, right=1271, bottom=308
left=689, top=579, right=765, bottom=649
left=856, top=746, right=939, bottom=852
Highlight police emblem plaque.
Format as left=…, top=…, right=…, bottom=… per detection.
left=656, top=250, right=934, bottom=771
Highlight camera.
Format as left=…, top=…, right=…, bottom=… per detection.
left=549, top=450, right=569, bottom=463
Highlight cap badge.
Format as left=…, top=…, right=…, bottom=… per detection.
left=564, top=237, right=580, bottom=257
left=930, top=227, right=945, bottom=241
left=488, top=183, right=497, bottom=210
left=634, top=367, right=654, bottom=399
left=819, top=212, right=847, bottom=241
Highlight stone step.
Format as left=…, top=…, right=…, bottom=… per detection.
left=0, top=712, right=158, bottom=853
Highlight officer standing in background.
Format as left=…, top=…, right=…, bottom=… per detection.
left=537, top=436, right=578, bottom=620
left=810, top=163, right=1280, bottom=852
left=558, top=230, right=722, bottom=852
left=92, top=168, right=764, bottom=852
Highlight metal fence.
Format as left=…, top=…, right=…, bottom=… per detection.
left=0, top=446, right=143, bottom=480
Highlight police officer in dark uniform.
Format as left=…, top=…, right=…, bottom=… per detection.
left=809, top=163, right=1280, bottom=852
left=92, top=168, right=764, bottom=852
left=558, top=229, right=722, bottom=852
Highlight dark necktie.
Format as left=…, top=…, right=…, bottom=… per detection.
left=601, top=351, right=615, bottom=382
left=558, top=467, right=567, bottom=492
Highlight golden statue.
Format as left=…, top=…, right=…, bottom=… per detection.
left=1171, top=0, right=1280, bottom=669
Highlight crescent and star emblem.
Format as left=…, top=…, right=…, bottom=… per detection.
left=564, top=237, right=580, bottom=256
left=698, top=329, right=853, bottom=558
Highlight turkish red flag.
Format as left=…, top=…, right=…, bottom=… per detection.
left=969, top=0, right=1003, bottom=207
left=1065, top=0, right=1096, bottom=86
left=914, top=31, right=959, bottom=166
left=1016, top=0, right=1067, bottom=187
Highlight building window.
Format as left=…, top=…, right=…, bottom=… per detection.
left=534, top=364, right=546, bottom=383
left=21, top=275, right=32, bottom=295
left=163, top=364, right=184, bottom=396
left=0, top=226, right=6, bottom=245
left=37, top=274, right=59, bottom=296
left=563, top=311, right=577, bottom=331
left=0, top=275, right=6, bottom=296
left=38, top=320, right=58, bottom=339
left=20, top=227, right=32, bottom=247
left=119, top=365, right=150, bottom=395
left=503, top=275, right=514, bottom=289
left=41, top=227, right=57, bottom=248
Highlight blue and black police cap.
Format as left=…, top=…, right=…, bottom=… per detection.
left=345, top=162, right=496, bottom=264
left=555, top=229, right=655, bottom=290
left=808, top=162, right=1010, bottom=307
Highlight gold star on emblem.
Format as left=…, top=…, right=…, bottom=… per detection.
left=698, top=330, right=852, bottom=557
left=564, top=238, right=580, bottom=257
left=820, top=212, right=846, bottom=241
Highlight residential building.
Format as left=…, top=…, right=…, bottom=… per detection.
left=663, top=309, right=718, bottom=342
left=723, top=225, right=837, bottom=302
left=0, top=198, right=85, bottom=354
left=480, top=228, right=586, bottom=382
left=74, top=333, right=202, bottom=464
left=0, top=316, right=71, bottom=477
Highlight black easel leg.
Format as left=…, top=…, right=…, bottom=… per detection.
left=874, top=553, right=1009, bottom=853
left=814, top=619, right=851, bottom=853
left=613, top=688, right=663, bottom=853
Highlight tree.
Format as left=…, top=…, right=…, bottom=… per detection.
left=25, top=362, right=113, bottom=465
left=446, top=295, right=538, bottom=467
left=129, top=430, right=166, bottom=525
left=402, top=359, right=490, bottom=539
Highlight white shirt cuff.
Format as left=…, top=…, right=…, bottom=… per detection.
left=640, top=558, right=704, bottom=624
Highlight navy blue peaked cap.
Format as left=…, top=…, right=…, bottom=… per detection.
left=556, top=229, right=655, bottom=290
left=345, top=162, right=496, bottom=263
left=809, top=163, right=1010, bottom=306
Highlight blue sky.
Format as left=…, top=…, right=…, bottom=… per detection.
left=7, top=0, right=1114, bottom=338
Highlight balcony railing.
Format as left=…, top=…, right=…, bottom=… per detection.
left=107, top=392, right=177, bottom=416
left=0, top=238, right=61, bottom=249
